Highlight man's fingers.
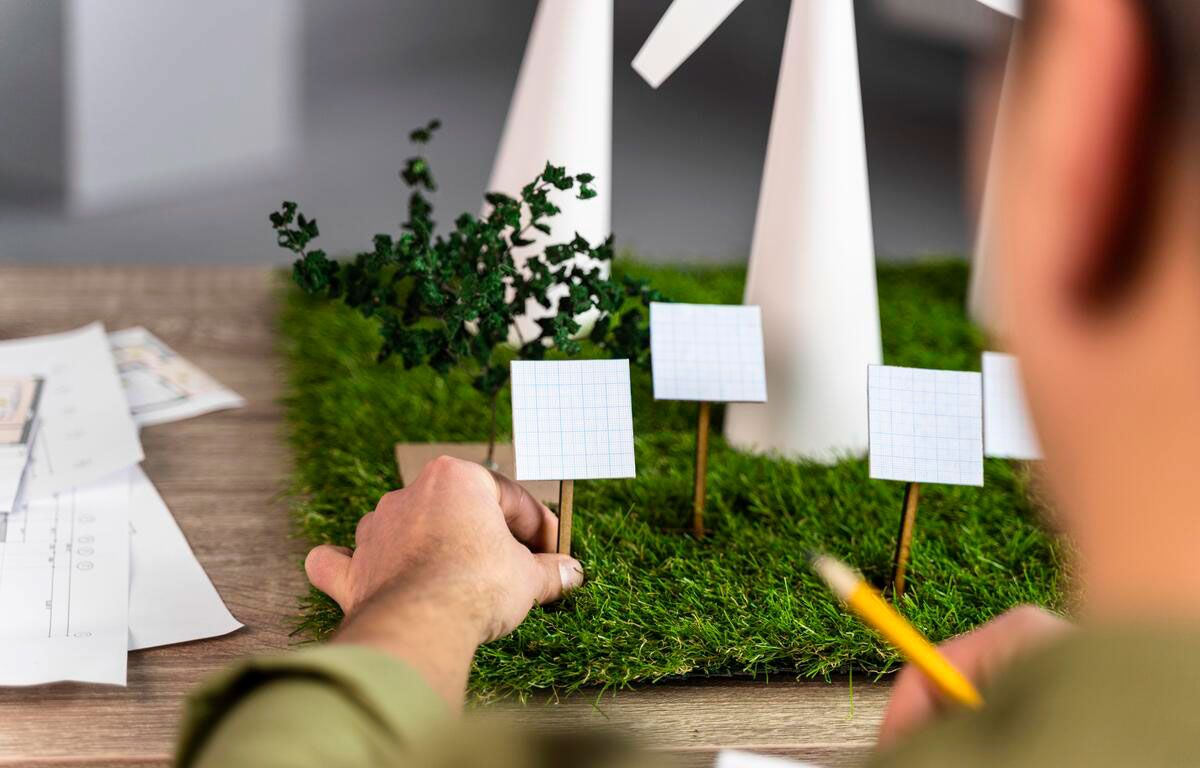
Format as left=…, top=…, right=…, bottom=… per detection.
left=530, top=553, right=584, bottom=605
left=305, top=544, right=354, bottom=611
left=491, top=470, right=558, bottom=552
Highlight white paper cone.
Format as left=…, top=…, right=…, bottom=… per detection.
left=724, top=0, right=883, bottom=463
left=486, top=0, right=613, bottom=344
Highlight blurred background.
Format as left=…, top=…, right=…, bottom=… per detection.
left=0, top=0, right=1013, bottom=266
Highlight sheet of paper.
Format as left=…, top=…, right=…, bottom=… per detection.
left=982, top=352, right=1043, bottom=460
left=128, top=465, right=241, bottom=650
left=868, top=365, right=984, bottom=487
left=510, top=359, right=636, bottom=481
left=0, top=324, right=143, bottom=497
left=650, top=302, right=767, bottom=403
left=109, top=327, right=245, bottom=428
left=716, top=750, right=821, bottom=768
left=0, top=470, right=132, bottom=686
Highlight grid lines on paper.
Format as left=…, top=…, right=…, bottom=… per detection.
left=510, top=359, right=636, bottom=482
left=868, top=365, right=983, bottom=486
left=649, top=303, right=767, bottom=402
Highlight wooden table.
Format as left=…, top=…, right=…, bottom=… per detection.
left=0, top=266, right=888, bottom=768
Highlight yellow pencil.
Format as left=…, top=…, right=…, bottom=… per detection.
left=808, top=551, right=984, bottom=711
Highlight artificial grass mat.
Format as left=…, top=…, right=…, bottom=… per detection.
left=281, top=259, right=1065, bottom=702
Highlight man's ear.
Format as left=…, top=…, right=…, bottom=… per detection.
left=1026, top=0, right=1162, bottom=311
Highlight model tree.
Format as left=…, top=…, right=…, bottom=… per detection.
left=271, top=119, right=661, bottom=468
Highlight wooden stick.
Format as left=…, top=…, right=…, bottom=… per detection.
left=892, top=481, right=920, bottom=596
left=557, top=479, right=575, bottom=557
left=693, top=401, right=712, bottom=539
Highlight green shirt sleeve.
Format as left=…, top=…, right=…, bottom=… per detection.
left=177, top=644, right=448, bottom=768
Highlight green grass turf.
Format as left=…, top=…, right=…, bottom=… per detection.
left=281, top=259, right=1066, bottom=702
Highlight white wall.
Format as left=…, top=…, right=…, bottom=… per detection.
left=0, top=0, right=299, bottom=212
left=0, top=1, right=66, bottom=195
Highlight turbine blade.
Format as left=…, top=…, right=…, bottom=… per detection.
left=631, top=0, right=747, bottom=88
left=976, top=0, right=1023, bottom=19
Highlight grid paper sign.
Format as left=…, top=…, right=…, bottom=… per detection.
left=868, top=365, right=984, bottom=486
left=982, top=352, right=1043, bottom=460
left=649, top=302, right=767, bottom=402
left=510, top=359, right=636, bottom=482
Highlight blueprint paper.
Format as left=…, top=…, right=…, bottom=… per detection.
left=982, top=352, right=1043, bottom=460
left=510, top=360, right=636, bottom=481
left=109, top=327, right=245, bottom=428
left=650, top=302, right=767, bottom=403
left=128, top=466, right=241, bottom=650
left=868, top=366, right=984, bottom=487
left=0, top=470, right=132, bottom=686
left=0, top=324, right=143, bottom=496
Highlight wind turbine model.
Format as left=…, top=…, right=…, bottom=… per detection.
left=633, top=0, right=882, bottom=462
left=968, top=0, right=1024, bottom=335
left=487, top=0, right=614, bottom=343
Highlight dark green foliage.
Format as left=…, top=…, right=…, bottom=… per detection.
left=270, top=119, right=660, bottom=405
left=282, top=258, right=1066, bottom=702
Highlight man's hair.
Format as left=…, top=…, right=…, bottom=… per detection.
left=1147, top=0, right=1200, bottom=122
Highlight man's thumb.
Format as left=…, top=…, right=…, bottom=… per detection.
left=305, top=545, right=354, bottom=611
left=531, top=554, right=585, bottom=605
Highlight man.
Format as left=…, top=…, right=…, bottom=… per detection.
left=179, top=0, right=1200, bottom=764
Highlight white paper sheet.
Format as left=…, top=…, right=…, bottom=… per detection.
left=109, top=327, right=245, bottom=428
left=128, top=466, right=241, bottom=650
left=716, top=750, right=821, bottom=768
left=868, top=365, right=984, bottom=487
left=982, top=352, right=1043, bottom=460
left=0, top=470, right=132, bottom=686
left=650, top=302, right=767, bottom=403
left=510, top=360, right=636, bottom=481
left=0, top=324, right=143, bottom=496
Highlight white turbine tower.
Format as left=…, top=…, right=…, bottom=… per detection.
left=968, top=0, right=1024, bottom=336
left=633, top=0, right=882, bottom=462
left=487, top=0, right=614, bottom=343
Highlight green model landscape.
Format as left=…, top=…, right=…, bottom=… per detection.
left=282, top=259, right=1066, bottom=702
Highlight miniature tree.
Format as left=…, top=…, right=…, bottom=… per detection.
left=271, top=119, right=661, bottom=468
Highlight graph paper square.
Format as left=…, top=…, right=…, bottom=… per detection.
left=868, top=365, right=984, bottom=486
left=649, top=302, right=767, bottom=402
left=982, top=352, right=1043, bottom=460
left=510, top=359, right=636, bottom=481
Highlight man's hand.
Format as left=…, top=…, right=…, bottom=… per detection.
left=303, top=456, right=583, bottom=707
left=877, top=605, right=1070, bottom=748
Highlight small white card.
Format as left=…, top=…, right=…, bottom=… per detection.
left=510, top=360, right=636, bottom=482
left=868, top=365, right=984, bottom=487
left=650, top=302, right=767, bottom=403
left=982, top=352, right=1042, bottom=460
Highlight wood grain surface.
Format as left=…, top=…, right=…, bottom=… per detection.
left=0, top=266, right=889, bottom=768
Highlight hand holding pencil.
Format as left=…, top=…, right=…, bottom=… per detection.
left=807, top=551, right=1071, bottom=746
left=808, top=551, right=985, bottom=710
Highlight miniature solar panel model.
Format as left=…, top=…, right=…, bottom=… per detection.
left=510, top=359, right=635, bottom=556
left=868, top=365, right=984, bottom=594
left=650, top=302, right=767, bottom=537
